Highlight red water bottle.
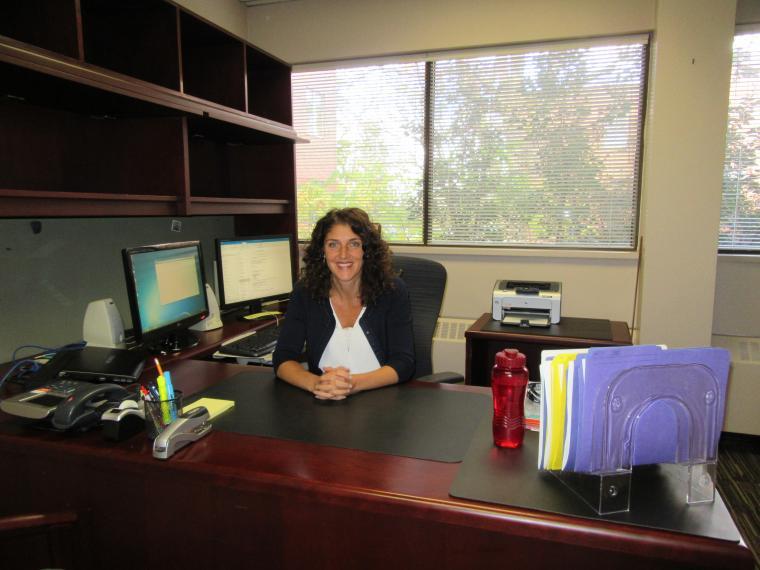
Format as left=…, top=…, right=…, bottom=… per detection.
left=491, top=348, right=529, bottom=448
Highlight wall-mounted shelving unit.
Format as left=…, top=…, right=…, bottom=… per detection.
left=0, top=0, right=297, bottom=250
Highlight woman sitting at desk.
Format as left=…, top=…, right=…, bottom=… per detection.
left=273, top=208, right=415, bottom=400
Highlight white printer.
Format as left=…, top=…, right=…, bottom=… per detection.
left=492, top=280, right=562, bottom=327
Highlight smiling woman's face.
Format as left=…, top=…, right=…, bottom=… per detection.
left=324, top=223, right=363, bottom=286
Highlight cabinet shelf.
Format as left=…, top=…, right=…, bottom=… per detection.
left=0, top=1, right=296, bottom=236
left=0, top=190, right=293, bottom=218
left=247, top=45, right=292, bottom=125
left=0, top=189, right=180, bottom=217
left=0, top=39, right=298, bottom=141
left=81, top=0, right=180, bottom=91
left=181, top=11, right=246, bottom=112
left=189, top=196, right=290, bottom=216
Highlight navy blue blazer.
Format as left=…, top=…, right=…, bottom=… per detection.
left=272, top=277, right=415, bottom=383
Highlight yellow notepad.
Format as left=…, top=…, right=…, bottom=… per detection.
left=184, top=398, right=235, bottom=420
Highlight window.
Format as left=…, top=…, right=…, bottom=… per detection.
left=293, top=36, right=648, bottom=248
left=292, top=63, right=426, bottom=242
left=720, top=30, right=760, bottom=252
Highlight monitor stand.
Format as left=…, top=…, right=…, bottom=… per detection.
left=236, top=301, right=264, bottom=321
left=147, top=330, right=200, bottom=355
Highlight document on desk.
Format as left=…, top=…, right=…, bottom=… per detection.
left=184, top=397, right=235, bottom=420
left=538, top=345, right=730, bottom=473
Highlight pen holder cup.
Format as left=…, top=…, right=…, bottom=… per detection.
left=144, top=391, right=183, bottom=439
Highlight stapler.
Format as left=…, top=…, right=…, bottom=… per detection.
left=152, top=406, right=211, bottom=460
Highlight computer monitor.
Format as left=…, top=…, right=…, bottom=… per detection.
left=122, top=241, right=209, bottom=354
left=215, top=235, right=294, bottom=317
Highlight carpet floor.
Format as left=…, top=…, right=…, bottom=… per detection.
left=717, top=432, right=760, bottom=569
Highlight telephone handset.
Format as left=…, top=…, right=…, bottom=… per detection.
left=51, top=383, right=131, bottom=431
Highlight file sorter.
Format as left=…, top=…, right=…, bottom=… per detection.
left=539, top=344, right=730, bottom=514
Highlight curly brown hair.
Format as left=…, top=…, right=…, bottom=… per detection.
left=301, top=208, right=394, bottom=304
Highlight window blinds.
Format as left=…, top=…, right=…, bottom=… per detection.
left=292, top=63, right=426, bottom=242
left=720, top=31, right=760, bottom=252
left=292, top=36, right=648, bottom=248
left=428, top=42, right=647, bottom=247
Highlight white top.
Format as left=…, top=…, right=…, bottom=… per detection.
left=318, top=302, right=381, bottom=374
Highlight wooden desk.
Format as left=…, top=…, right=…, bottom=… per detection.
left=0, top=360, right=751, bottom=570
left=465, top=313, right=633, bottom=385
left=150, top=313, right=280, bottom=368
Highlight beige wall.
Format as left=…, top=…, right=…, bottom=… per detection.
left=398, top=249, right=638, bottom=324
left=637, top=0, right=735, bottom=346
left=246, top=0, right=733, bottom=342
left=241, top=0, right=758, bottom=432
left=174, top=0, right=248, bottom=39
left=247, top=0, right=655, bottom=64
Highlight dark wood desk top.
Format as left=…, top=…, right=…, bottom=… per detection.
left=465, top=313, right=632, bottom=385
left=466, top=313, right=632, bottom=346
left=0, top=360, right=752, bottom=569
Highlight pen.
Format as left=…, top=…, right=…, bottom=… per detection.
left=154, top=358, right=164, bottom=377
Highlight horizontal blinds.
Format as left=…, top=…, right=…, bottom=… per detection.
left=292, top=36, right=648, bottom=248
left=292, top=63, right=426, bottom=243
left=720, top=32, right=760, bottom=252
left=428, top=42, right=647, bottom=248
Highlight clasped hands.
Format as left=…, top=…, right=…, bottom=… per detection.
left=313, top=366, right=354, bottom=400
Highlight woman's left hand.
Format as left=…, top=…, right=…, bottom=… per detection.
left=315, top=366, right=354, bottom=400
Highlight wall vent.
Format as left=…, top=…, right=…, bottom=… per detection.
left=434, top=317, right=473, bottom=342
left=712, top=335, right=760, bottom=364
left=432, top=317, right=475, bottom=376
left=736, top=339, right=760, bottom=363
left=711, top=334, right=760, bottom=435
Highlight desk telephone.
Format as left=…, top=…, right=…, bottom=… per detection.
left=0, top=379, right=134, bottom=431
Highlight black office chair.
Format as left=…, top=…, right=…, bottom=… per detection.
left=393, top=255, right=464, bottom=383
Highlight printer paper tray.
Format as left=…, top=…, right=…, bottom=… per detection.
left=502, top=311, right=551, bottom=328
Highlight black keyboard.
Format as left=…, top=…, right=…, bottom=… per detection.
left=221, top=325, right=281, bottom=357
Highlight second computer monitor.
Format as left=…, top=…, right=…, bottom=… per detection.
left=215, top=235, right=294, bottom=316
left=122, top=240, right=209, bottom=354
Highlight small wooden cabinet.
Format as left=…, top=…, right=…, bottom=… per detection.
left=465, top=313, right=632, bottom=386
left=0, top=0, right=298, bottom=265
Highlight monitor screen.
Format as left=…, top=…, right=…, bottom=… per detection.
left=215, top=235, right=294, bottom=315
left=122, top=241, right=209, bottom=353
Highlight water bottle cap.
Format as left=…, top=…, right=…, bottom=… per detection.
left=495, top=348, right=526, bottom=368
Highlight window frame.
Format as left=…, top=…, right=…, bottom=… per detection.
left=718, top=24, right=760, bottom=255
left=292, top=34, right=651, bottom=252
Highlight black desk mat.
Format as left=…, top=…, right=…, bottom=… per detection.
left=450, top=417, right=742, bottom=541
left=483, top=316, right=613, bottom=341
left=193, top=372, right=490, bottom=462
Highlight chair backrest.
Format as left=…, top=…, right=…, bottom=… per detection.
left=392, top=255, right=447, bottom=379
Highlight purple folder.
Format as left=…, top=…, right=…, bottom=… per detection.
left=569, top=347, right=729, bottom=474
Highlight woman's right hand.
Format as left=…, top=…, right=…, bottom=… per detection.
left=314, top=366, right=353, bottom=400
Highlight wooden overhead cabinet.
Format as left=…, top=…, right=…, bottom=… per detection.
left=0, top=0, right=297, bottom=241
